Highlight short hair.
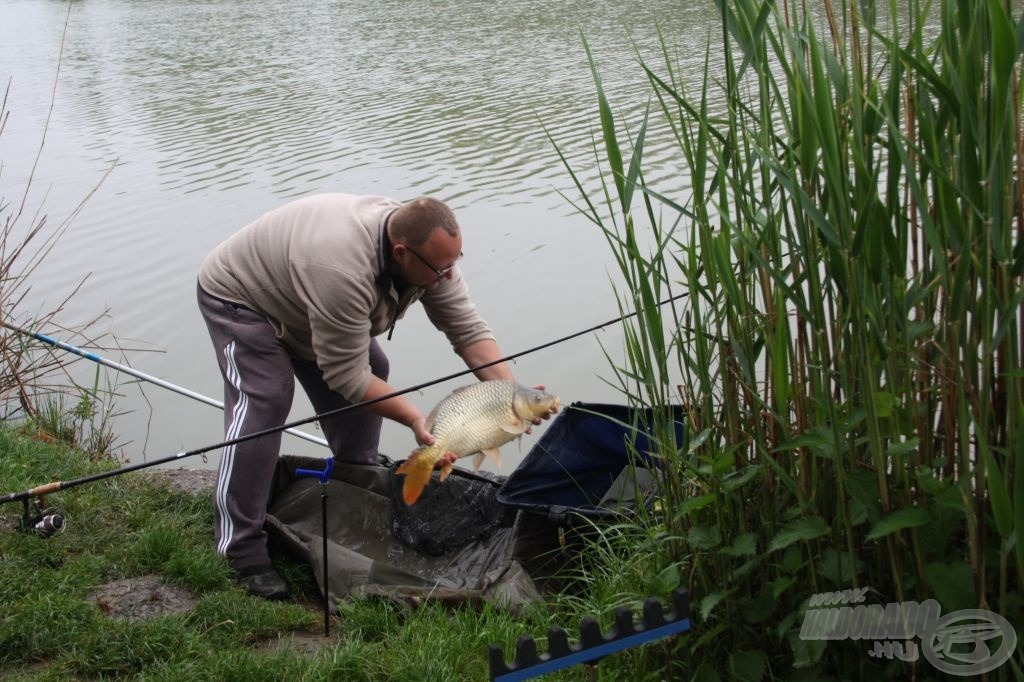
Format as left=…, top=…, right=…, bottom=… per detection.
left=389, top=197, right=460, bottom=246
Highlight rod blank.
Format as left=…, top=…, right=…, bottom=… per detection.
left=3, top=322, right=329, bottom=447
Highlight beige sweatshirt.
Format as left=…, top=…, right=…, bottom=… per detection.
left=198, top=193, right=495, bottom=401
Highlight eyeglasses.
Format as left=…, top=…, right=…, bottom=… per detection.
left=404, top=245, right=463, bottom=279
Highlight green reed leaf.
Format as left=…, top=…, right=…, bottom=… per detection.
left=622, top=105, right=649, bottom=216
left=979, top=439, right=1013, bottom=538
left=1017, top=410, right=1024, bottom=583
left=986, top=0, right=1017, bottom=111
left=581, top=34, right=626, bottom=215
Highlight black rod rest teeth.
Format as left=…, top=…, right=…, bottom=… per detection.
left=488, top=589, right=691, bottom=680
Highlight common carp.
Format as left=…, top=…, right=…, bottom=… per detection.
left=395, top=380, right=559, bottom=505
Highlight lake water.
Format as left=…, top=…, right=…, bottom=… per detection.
left=0, top=0, right=724, bottom=470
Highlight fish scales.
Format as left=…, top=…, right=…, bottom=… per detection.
left=428, top=381, right=523, bottom=456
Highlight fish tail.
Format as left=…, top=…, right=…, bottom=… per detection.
left=395, top=448, right=436, bottom=505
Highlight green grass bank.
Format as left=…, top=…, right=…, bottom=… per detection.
left=0, top=425, right=674, bottom=681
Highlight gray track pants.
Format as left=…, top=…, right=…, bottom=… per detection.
left=197, top=284, right=388, bottom=572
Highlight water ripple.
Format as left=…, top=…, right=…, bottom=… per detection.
left=0, top=0, right=768, bottom=461
left=16, top=0, right=718, bottom=204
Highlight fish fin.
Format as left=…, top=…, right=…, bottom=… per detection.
left=393, top=451, right=419, bottom=476
left=438, top=459, right=454, bottom=482
left=483, top=447, right=501, bottom=468
left=395, top=451, right=434, bottom=505
left=472, top=452, right=486, bottom=470
left=500, top=418, right=529, bottom=436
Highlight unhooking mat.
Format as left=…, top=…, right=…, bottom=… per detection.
left=263, top=403, right=684, bottom=611
left=265, top=455, right=539, bottom=611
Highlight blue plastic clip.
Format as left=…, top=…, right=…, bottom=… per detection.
left=295, top=457, right=333, bottom=484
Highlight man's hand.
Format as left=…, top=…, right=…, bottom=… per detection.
left=410, top=418, right=457, bottom=468
left=410, top=416, right=435, bottom=447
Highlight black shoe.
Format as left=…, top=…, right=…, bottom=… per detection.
left=236, top=566, right=290, bottom=600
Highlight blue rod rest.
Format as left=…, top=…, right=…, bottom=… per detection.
left=293, top=457, right=334, bottom=637
left=295, top=457, right=333, bottom=484
left=489, top=589, right=690, bottom=682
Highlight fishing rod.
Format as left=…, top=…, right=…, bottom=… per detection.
left=2, top=322, right=329, bottom=448
left=0, top=292, right=688, bottom=509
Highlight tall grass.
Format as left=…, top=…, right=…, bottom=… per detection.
left=1, top=13, right=121, bottom=455
left=559, top=0, right=1023, bottom=678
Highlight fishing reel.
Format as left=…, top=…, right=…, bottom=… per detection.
left=18, top=497, right=66, bottom=539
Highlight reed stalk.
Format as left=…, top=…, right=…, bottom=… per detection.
left=558, top=0, right=1023, bottom=677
